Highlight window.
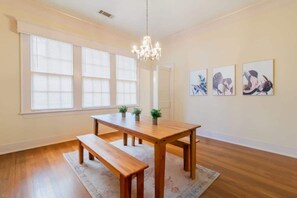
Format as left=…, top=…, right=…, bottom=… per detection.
left=20, top=31, right=138, bottom=114
left=82, top=47, right=110, bottom=108
left=116, top=55, right=137, bottom=105
left=30, top=35, right=73, bottom=110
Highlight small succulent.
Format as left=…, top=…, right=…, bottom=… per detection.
left=150, top=109, right=162, bottom=119
left=132, top=108, right=142, bottom=116
left=118, top=106, right=128, bottom=113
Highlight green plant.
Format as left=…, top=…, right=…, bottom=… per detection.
left=118, top=106, right=128, bottom=113
left=150, top=109, right=162, bottom=119
left=132, top=108, right=142, bottom=116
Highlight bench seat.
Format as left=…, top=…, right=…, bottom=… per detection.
left=131, top=135, right=199, bottom=171
left=77, top=134, right=148, bottom=198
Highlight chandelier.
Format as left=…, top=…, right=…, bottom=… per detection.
left=132, top=0, right=161, bottom=61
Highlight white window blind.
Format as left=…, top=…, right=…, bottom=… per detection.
left=82, top=47, right=110, bottom=108
left=30, top=35, right=74, bottom=110
left=116, top=55, right=137, bottom=105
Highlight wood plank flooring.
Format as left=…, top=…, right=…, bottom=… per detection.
left=0, top=132, right=296, bottom=198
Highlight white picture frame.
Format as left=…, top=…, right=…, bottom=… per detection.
left=190, top=69, right=207, bottom=96
left=243, top=60, right=274, bottom=96
left=212, top=65, right=235, bottom=96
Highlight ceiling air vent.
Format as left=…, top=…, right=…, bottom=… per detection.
left=98, top=10, right=113, bottom=18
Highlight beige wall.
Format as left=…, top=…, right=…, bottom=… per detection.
left=0, top=0, right=149, bottom=154
left=159, top=0, right=297, bottom=158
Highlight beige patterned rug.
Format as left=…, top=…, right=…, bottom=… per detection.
left=64, top=139, right=219, bottom=198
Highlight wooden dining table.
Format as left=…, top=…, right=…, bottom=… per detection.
left=91, top=113, right=201, bottom=198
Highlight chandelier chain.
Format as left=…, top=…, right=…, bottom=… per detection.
left=131, top=0, right=161, bottom=61
left=146, top=0, right=148, bottom=35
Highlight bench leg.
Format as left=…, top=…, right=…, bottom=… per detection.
left=183, top=145, right=190, bottom=171
left=120, top=175, right=132, bottom=198
left=138, top=138, right=143, bottom=144
left=132, top=136, right=135, bottom=146
left=79, top=141, right=84, bottom=164
left=89, top=152, right=94, bottom=160
left=137, top=171, right=144, bottom=198
left=123, top=133, right=128, bottom=146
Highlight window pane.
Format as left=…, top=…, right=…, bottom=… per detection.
left=124, top=94, right=130, bottom=104
left=32, top=73, right=47, bottom=91
left=102, top=93, right=110, bottom=106
left=124, top=82, right=130, bottom=93
left=48, top=76, right=60, bottom=92
left=48, top=92, right=60, bottom=108
left=117, top=93, right=124, bottom=105
left=31, top=35, right=73, bottom=75
left=93, top=93, right=101, bottom=107
left=82, top=47, right=111, bottom=108
left=83, top=78, right=92, bottom=92
left=32, top=92, right=47, bottom=110
left=130, top=82, right=136, bottom=93
left=61, top=93, right=73, bottom=108
left=82, top=77, right=110, bottom=108
left=117, top=81, right=124, bottom=93
left=83, top=93, right=93, bottom=108
left=30, top=35, right=74, bottom=111
left=93, top=80, right=101, bottom=92
left=131, top=93, right=137, bottom=104
left=31, top=73, right=73, bottom=110
left=101, top=80, right=109, bottom=93
left=82, top=47, right=110, bottom=78
left=61, top=77, right=73, bottom=92
left=116, top=55, right=137, bottom=81
left=116, top=55, right=137, bottom=105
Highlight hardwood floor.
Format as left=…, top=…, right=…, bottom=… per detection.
left=0, top=132, right=297, bottom=198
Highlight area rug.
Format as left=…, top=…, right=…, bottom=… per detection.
left=64, top=139, right=219, bottom=198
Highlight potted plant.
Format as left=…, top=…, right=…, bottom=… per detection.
left=118, top=106, right=128, bottom=118
left=150, top=109, right=162, bottom=125
left=132, top=108, right=142, bottom=121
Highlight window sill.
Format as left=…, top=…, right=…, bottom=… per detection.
left=19, top=105, right=139, bottom=117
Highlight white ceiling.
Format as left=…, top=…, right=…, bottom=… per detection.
left=34, top=0, right=262, bottom=39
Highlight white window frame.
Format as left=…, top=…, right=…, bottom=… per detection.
left=30, top=35, right=74, bottom=111
left=115, top=55, right=139, bottom=106
left=81, top=47, right=111, bottom=108
left=20, top=33, right=139, bottom=114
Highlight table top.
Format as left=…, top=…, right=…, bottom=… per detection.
left=92, top=113, right=201, bottom=143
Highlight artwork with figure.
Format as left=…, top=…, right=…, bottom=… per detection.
left=212, top=65, right=235, bottom=96
left=243, top=60, right=273, bottom=95
left=190, top=69, right=207, bottom=96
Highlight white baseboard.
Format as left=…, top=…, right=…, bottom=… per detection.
left=2, top=130, right=296, bottom=159
left=0, top=132, right=89, bottom=155
left=198, top=130, right=297, bottom=159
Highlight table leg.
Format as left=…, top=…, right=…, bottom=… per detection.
left=190, top=129, right=196, bottom=179
left=94, top=119, right=98, bottom=136
left=78, top=141, right=84, bottom=164
left=123, top=133, right=128, bottom=146
left=154, top=142, right=166, bottom=198
left=138, top=138, right=143, bottom=144
left=89, top=152, right=94, bottom=160
left=132, top=136, right=136, bottom=146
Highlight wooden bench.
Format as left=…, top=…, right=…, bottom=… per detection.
left=131, top=136, right=199, bottom=171
left=169, top=137, right=199, bottom=171
left=77, top=134, right=149, bottom=198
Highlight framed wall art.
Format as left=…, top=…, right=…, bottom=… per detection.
left=212, top=65, right=235, bottom=96
left=190, top=69, right=207, bottom=96
left=242, top=60, right=274, bottom=96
